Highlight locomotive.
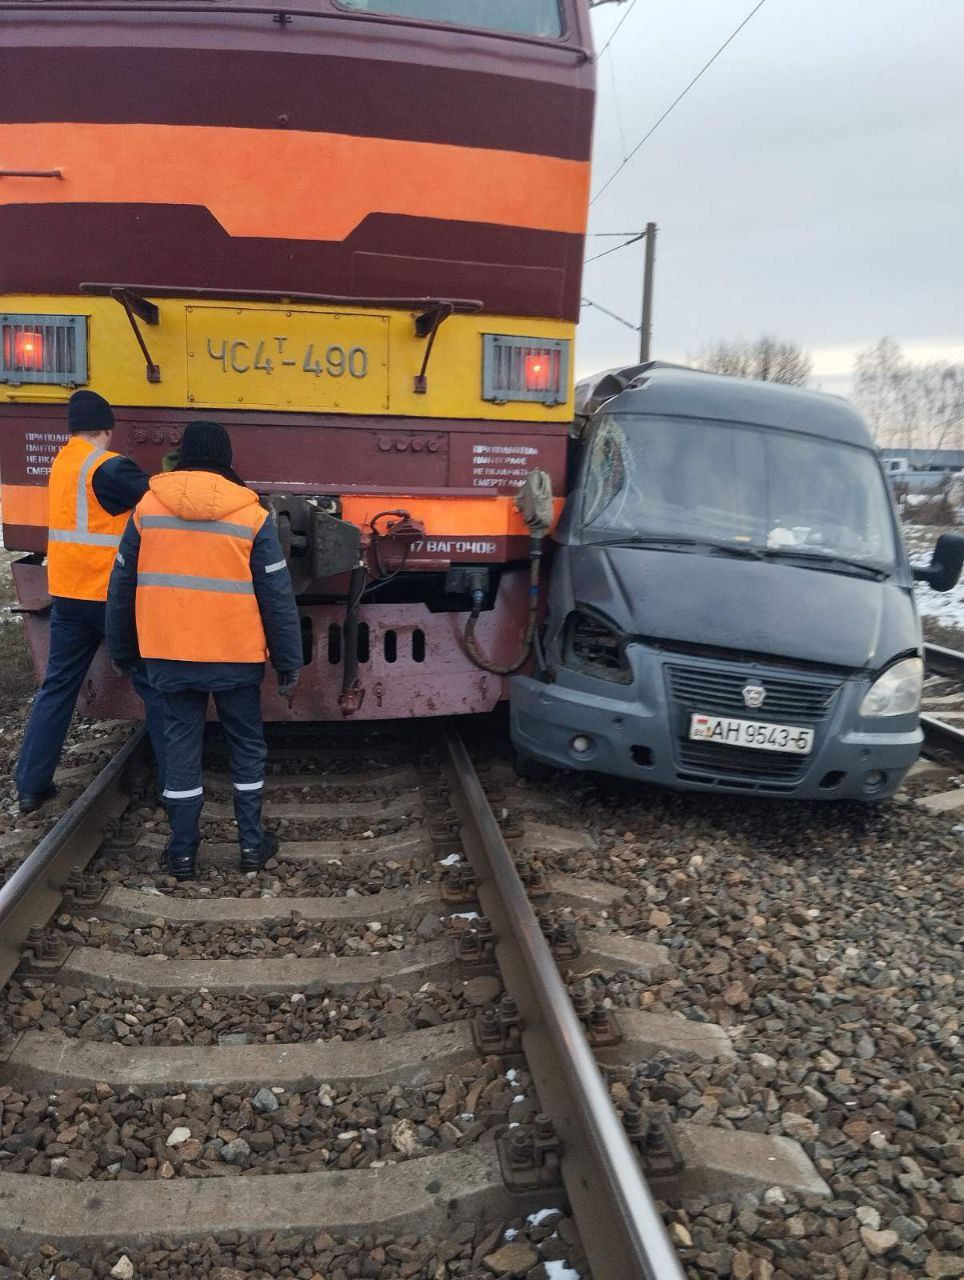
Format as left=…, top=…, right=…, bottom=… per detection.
left=0, top=0, right=594, bottom=720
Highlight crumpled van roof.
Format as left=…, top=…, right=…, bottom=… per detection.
left=576, top=361, right=876, bottom=450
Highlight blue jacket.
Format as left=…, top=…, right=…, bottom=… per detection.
left=106, top=479, right=303, bottom=692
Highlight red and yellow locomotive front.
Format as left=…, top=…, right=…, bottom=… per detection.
left=0, top=0, right=594, bottom=719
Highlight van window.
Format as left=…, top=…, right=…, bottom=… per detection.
left=583, top=415, right=897, bottom=569
left=334, top=0, right=564, bottom=38
left=584, top=418, right=628, bottom=523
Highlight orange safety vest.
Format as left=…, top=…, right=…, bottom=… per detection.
left=47, top=436, right=129, bottom=601
left=133, top=471, right=269, bottom=664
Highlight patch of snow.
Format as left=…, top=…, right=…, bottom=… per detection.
left=526, top=1207, right=562, bottom=1226
left=437, top=853, right=462, bottom=866
left=542, top=1263, right=581, bottom=1280
left=902, top=524, right=964, bottom=633
left=450, top=911, right=481, bottom=921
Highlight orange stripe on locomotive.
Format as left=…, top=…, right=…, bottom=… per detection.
left=0, top=123, right=590, bottom=242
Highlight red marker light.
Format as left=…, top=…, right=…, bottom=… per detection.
left=4, top=329, right=45, bottom=371
left=524, top=352, right=551, bottom=391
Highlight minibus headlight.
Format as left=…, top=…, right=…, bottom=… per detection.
left=561, top=609, right=632, bottom=684
left=860, top=657, right=923, bottom=717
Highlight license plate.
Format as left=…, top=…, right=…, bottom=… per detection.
left=689, top=713, right=814, bottom=755
left=186, top=306, right=390, bottom=413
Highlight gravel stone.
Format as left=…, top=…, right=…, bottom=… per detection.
left=925, top=1256, right=964, bottom=1278
left=482, top=1240, right=538, bottom=1274
left=251, top=1088, right=279, bottom=1114
left=855, top=1206, right=881, bottom=1230
left=463, top=975, right=504, bottom=1006
left=859, top=1226, right=900, bottom=1256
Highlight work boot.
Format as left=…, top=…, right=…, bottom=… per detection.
left=18, top=784, right=59, bottom=815
left=163, top=846, right=197, bottom=882
left=240, top=830, right=279, bottom=873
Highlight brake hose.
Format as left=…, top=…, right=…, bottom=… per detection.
left=464, top=533, right=544, bottom=675
left=463, top=469, right=554, bottom=676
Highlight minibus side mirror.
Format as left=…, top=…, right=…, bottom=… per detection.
left=913, top=532, right=964, bottom=592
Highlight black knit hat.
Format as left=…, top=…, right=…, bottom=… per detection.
left=67, top=390, right=114, bottom=434
left=177, top=420, right=233, bottom=470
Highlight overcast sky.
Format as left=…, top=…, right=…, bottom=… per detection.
left=581, top=0, right=964, bottom=392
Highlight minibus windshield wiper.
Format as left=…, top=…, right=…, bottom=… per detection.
left=763, top=548, right=890, bottom=580
left=589, top=534, right=764, bottom=560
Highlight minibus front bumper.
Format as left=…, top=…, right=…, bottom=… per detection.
left=510, top=661, right=921, bottom=801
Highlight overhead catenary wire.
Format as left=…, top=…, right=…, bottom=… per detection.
left=584, top=230, right=646, bottom=265
left=594, top=0, right=641, bottom=60
left=590, top=0, right=769, bottom=207
left=607, top=50, right=630, bottom=160
left=581, top=296, right=639, bottom=333
left=593, top=0, right=641, bottom=169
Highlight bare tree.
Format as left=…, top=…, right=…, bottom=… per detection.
left=690, top=336, right=813, bottom=386
left=852, top=337, right=906, bottom=444
left=852, top=338, right=964, bottom=449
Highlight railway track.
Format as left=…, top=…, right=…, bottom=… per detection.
left=907, top=642, right=964, bottom=810
left=0, top=722, right=832, bottom=1280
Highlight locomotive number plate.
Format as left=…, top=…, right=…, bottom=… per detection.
left=186, top=306, right=390, bottom=412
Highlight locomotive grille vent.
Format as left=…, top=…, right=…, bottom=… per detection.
left=482, top=333, right=570, bottom=405
left=0, top=314, right=88, bottom=386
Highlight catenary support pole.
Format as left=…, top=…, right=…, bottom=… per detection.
left=639, top=221, right=657, bottom=363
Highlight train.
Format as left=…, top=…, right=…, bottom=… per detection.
left=0, top=0, right=595, bottom=720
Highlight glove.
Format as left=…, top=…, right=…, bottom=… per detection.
left=161, top=449, right=181, bottom=473
left=277, top=671, right=300, bottom=703
left=112, top=658, right=140, bottom=678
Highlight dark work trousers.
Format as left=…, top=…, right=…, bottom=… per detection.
left=15, top=597, right=167, bottom=798
left=160, top=683, right=267, bottom=858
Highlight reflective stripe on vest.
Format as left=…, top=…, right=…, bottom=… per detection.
left=46, top=440, right=128, bottom=601
left=137, top=572, right=255, bottom=595
left=139, top=515, right=256, bottom=539
left=133, top=480, right=268, bottom=664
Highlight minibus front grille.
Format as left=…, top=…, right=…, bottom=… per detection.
left=667, top=664, right=841, bottom=722
left=677, top=740, right=809, bottom=784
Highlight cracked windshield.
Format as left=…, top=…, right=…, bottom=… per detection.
left=583, top=414, right=897, bottom=569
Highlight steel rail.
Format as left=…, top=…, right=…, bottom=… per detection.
left=0, top=727, right=148, bottom=986
left=923, top=642, right=964, bottom=680
left=920, top=644, right=964, bottom=764
left=444, top=728, right=685, bottom=1280
left=920, top=714, right=964, bottom=766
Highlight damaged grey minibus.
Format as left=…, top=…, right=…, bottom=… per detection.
left=510, top=363, right=964, bottom=800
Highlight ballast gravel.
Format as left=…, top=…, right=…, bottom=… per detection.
left=47, top=911, right=445, bottom=959
left=104, top=854, right=435, bottom=900
left=491, top=750, right=964, bottom=1280
left=0, top=719, right=138, bottom=888
left=0, top=1207, right=586, bottom=1280
left=0, top=977, right=480, bottom=1046
left=0, top=967, right=637, bottom=1051
left=0, top=1064, right=535, bottom=1180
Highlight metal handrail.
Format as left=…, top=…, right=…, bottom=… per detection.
left=80, top=282, right=484, bottom=315
left=445, top=728, right=685, bottom=1280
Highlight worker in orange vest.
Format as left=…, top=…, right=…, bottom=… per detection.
left=106, top=420, right=303, bottom=880
left=14, top=391, right=166, bottom=813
